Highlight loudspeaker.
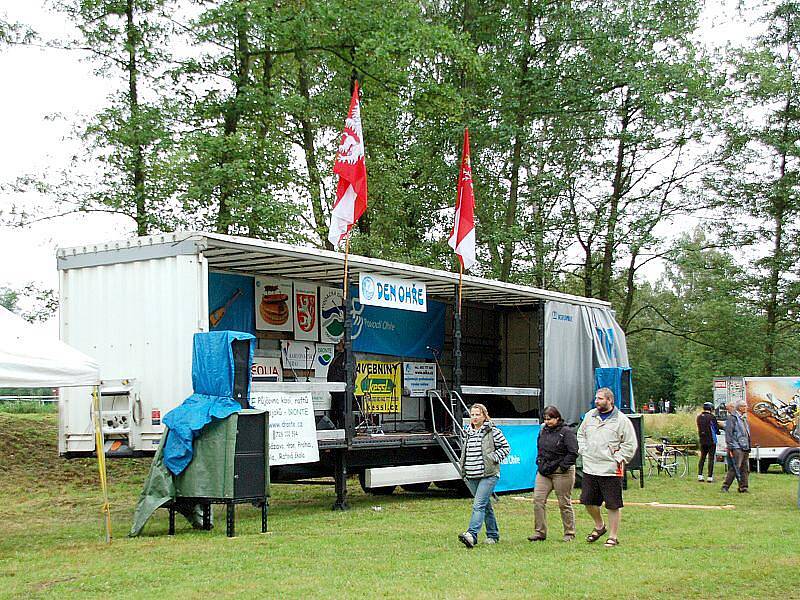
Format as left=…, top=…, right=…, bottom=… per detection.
left=231, top=338, right=251, bottom=409
left=619, top=368, right=633, bottom=413
left=626, top=413, right=644, bottom=471
left=233, top=410, right=267, bottom=499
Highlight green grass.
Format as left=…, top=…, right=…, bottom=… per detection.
left=1, top=413, right=799, bottom=599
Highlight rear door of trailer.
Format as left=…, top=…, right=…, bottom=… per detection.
left=58, top=249, right=208, bottom=455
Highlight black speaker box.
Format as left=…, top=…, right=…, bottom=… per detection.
left=233, top=410, right=267, bottom=499
left=231, top=338, right=251, bottom=409
left=626, top=413, right=644, bottom=471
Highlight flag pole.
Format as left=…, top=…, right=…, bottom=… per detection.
left=342, top=232, right=351, bottom=301
left=458, top=261, right=463, bottom=315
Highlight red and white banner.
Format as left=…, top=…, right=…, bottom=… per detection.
left=328, top=82, right=368, bottom=247
left=448, top=128, right=476, bottom=270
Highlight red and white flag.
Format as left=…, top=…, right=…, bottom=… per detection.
left=448, top=128, right=476, bottom=270
left=328, top=82, right=368, bottom=248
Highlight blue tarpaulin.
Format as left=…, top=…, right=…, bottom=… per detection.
left=163, top=331, right=255, bottom=475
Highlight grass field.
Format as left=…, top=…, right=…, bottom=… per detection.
left=1, top=413, right=799, bottom=599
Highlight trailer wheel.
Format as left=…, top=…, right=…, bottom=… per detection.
left=782, top=451, right=800, bottom=476
left=358, top=472, right=396, bottom=495
left=401, top=482, right=431, bottom=493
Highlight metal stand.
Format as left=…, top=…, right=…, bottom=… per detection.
left=332, top=449, right=349, bottom=511
left=163, top=497, right=268, bottom=538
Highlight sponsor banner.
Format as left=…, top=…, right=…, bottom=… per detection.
left=314, top=343, right=335, bottom=378
left=251, top=357, right=283, bottom=382
left=255, top=277, right=293, bottom=331
left=403, top=362, right=436, bottom=397
left=494, top=421, right=540, bottom=493
left=358, top=272, right=427, bottom=313
left=249, top=390, right=319, bottom=465
left=293, top=284, right=319, bottom=341
left=281, top=340, right=318, bottom=372
left=319, top=286, right=344, bottom=343
left=350, top=288, right=444, bottom=359
left=279, top=341, right=334, bottom=379
left=355, top=360, right=402, bottom=413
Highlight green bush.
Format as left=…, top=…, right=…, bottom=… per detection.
left=643, top=410, right=699, bottom=447
left=0, top=401, right=57, bottom=414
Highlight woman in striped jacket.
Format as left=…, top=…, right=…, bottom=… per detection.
left=457, top=403, right=511, bottom=548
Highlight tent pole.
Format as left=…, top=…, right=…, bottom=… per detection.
left=92, top=386, right=112, bottom=543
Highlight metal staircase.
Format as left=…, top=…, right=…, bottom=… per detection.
left=427, top=389, right=473, bottom=495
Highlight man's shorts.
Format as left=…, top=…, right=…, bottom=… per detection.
left=580, top=473, right=624, bottom=509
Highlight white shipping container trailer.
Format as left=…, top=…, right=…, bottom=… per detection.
left=57, top=232, right=630, bottom=500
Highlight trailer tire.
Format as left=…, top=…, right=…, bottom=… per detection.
left=358, top=472, right=396, bottom=495
left=401, top=482, right=431, bottom=493
left=782, top=451, right=800, bottom=476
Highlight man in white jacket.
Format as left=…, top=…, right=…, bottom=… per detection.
left=577, top=387, right=638, bottom=548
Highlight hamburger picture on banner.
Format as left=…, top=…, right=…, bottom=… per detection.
left=255, top=277, right=293, bottom=331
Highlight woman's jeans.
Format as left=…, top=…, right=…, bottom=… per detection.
left=465, top=475, right=500, bottom=541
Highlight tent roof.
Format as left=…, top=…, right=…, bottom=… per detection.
left=0, top=306, right=100, bottom=388
left=57, top=231, right=612, bottom=309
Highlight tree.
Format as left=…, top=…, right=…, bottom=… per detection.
left=0, top=284, right=59, bottom=323
left=711, top=0, right=800, bottom=375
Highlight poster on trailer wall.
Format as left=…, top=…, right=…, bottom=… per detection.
left=255, top=277, right=293, bottom=332
left=744, top=377, right=800, bottom=447
left=319, top=286, right=344, bottom=343
left=293, top=283, right=319, bottom=341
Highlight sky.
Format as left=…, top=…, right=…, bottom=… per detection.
left=0, top=1, right=757, bottom=337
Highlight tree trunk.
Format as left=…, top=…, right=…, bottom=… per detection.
left=216, top=3, right=250, bottom=234
left=296, top=52, right=329, bottom=249
left=764, top=94, right=791, bottom=375
left=126, top=1, right=147, bottom=236
left=599, top=88, right=631, bottom=301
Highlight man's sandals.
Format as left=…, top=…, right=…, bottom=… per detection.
left=585, top=526, right=607, bottom=543
left=603, top=537, right=619, bottom=547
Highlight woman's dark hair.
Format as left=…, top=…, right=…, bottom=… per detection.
left=542, top=405, right=562, bottom=421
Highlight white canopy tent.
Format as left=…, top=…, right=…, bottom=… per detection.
left=0, top=306, right=99, bottom=388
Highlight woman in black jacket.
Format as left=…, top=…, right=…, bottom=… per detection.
left=529, top=406, right=578, bottom=542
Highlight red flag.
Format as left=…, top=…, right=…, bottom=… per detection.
left=448, top=128, right=476, bottom=270
left=328, top=81, right=368, bottom=247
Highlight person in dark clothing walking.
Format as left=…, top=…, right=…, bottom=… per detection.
left=696, top=401, right=720, bottom=482
left=529, top=406, right=578, bottom=542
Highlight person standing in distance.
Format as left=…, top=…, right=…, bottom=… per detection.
left=457, top=403, right=511, bottom=548
left=721, top=400, right=751, bottom=493
left=577, top=387, right=638, bottom=548
left=696, top=401, right=720, bottom=482
left=529, top=406, right=578, bottom=542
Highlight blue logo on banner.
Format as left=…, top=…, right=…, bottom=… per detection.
left=552, top=311, right=573, bottom=322
left=494, top=423, right=540, bottom=493
left=361, top=276, right=376, bottom=301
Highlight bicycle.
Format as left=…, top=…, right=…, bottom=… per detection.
left=643, top=436, right=689, bottom=478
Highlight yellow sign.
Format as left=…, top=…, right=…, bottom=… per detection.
left=355, top=360, right=402, bottom=413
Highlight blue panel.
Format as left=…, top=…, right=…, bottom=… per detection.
left=494, top=423, right=540, bottom=493
left=208, top=272, right=255, bottom=334
left=351, top=287, right=445, bottom=359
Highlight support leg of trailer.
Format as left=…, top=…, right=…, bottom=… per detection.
left=261, top=501, right=268, bottom=533
left=332, top=450, right=349, bottom=511
left=203, top=503, right=212, bottom=530
left=168, top=506, right=175, bottom=535
left=226, top=502, right=235, bottom=537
